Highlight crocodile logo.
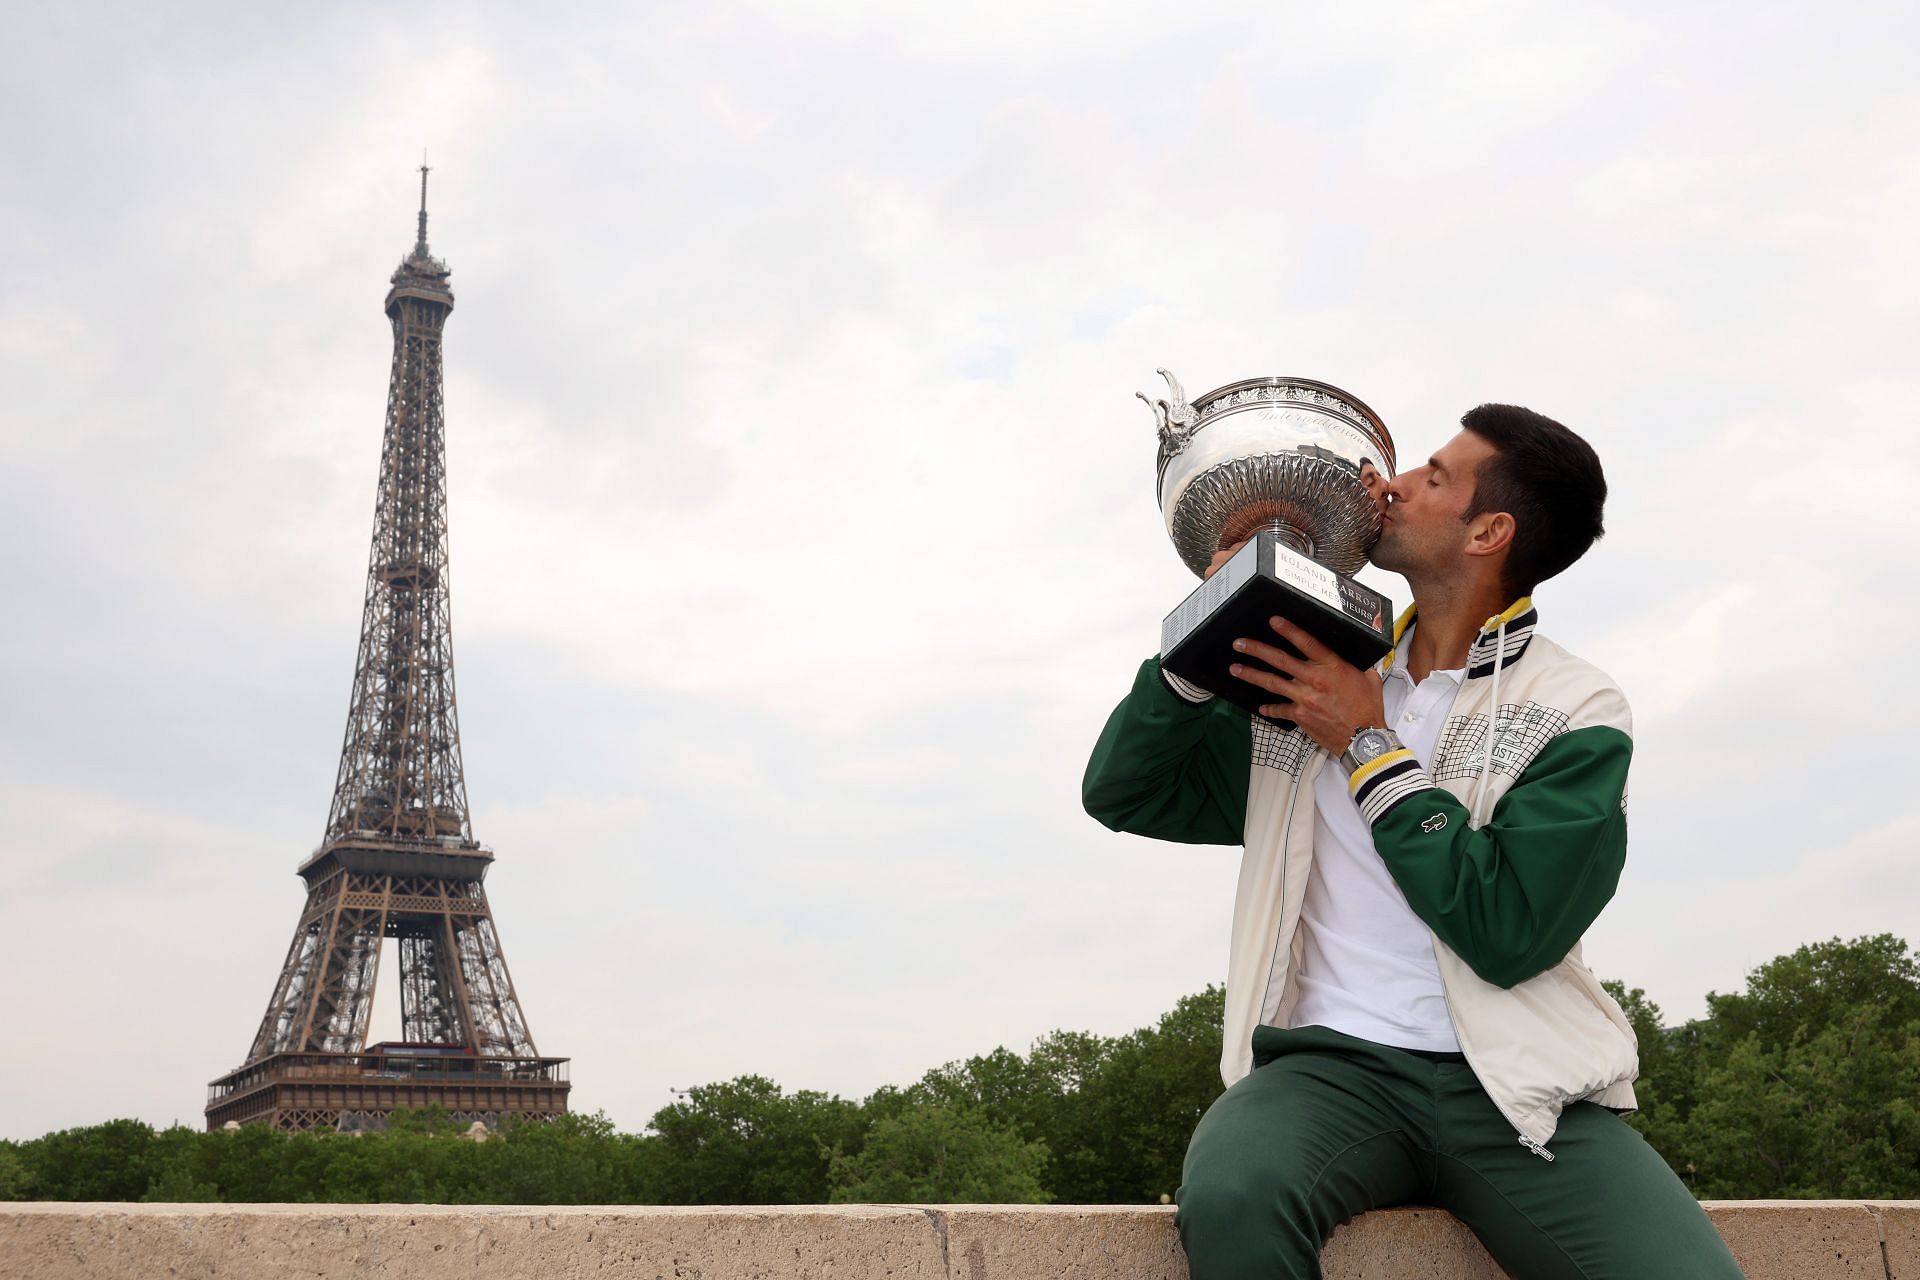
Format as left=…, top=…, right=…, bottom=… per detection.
left=1421, top=813, right=1448, bottom=833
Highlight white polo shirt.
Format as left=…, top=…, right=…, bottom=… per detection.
left=1288, top=636, right=1466, bottom=1052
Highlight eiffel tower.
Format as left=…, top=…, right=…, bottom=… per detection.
left=207, top=169, right=569, bottom=1132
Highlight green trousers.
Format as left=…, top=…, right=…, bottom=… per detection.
left=1176, top=1025, right=1745, bottom=1280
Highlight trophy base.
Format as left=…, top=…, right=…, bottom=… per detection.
left=1160, top=533, right=1394, bottom=718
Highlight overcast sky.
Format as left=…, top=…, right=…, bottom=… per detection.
left=2, top=0, right=1915, bottom=1140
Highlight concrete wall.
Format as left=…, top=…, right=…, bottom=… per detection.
left=1, top=1202, right=1915, bottom=1279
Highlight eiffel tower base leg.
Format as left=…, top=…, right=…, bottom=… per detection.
left=207, top=852, right=568, bottom=1132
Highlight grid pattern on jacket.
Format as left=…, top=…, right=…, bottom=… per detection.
left=1432, top=701, right=1570, bottom=782
left=1252, top=718, right=1312, bottom=776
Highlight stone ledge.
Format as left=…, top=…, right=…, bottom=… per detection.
left=1, top=1201, right=1914, bottom=1279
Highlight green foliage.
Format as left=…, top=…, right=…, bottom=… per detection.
left=13, top=938, right=1917, bottom=1204
left=482, top=1110, right=626, bottom=1205
left=0, top=1142, right=26, bottom=1200
left=1602, top=980, right=1690, bottom=1163
left=1090, top=985, right=1228, bottom=1202
left=1682, top=1004, right=1920, bottom=1198
left=383, top=1104, right=463, bottom=1136
left=1632, top=935, right=1920, bottom=1199
left=902, top=987, right=1225, bottom=1203
left=828, top=1104, right=1050, bottom=1204
left=1705, top=934, right=1920, bottom=1050
left=138, top=1125, right=218, bottom=1203
left=637, top=1076, right=865, bottom=1204
left=14, top=1118, right=158, bottom=1201
left=141, top=1161, right=221, bottom=1203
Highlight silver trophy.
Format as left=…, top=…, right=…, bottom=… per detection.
left=1144, top=370, right=1398, bottom=717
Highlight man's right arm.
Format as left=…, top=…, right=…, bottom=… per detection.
left=1081, top=657, right=1252, bottom=845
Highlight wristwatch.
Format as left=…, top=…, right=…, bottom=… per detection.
left=1341, top=726, right=1404, bottom=776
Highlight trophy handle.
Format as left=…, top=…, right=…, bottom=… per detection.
left=1156, top=367, right=1189, bottom=410
left=1140, top=367, right=1198, bottom=453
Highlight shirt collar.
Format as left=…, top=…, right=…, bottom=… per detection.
left=1382, top=625, right=1466, bottom=687
left=1379, top=596, right=1536, bottom=684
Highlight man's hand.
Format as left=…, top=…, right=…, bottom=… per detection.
left=1203, top=540, right=1247, bottom=580
left=1229, top=616, right=1387, bottom=756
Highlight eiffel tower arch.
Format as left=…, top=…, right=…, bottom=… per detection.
left=207, top=170, right=569, bottom=1132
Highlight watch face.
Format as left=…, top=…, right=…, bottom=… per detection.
left=1353, top=729, right=1394, bottom=763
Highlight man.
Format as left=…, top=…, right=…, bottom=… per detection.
left=1083, top=406, right=1744, bottom=1279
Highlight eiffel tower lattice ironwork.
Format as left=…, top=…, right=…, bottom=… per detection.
left=207, top=169, right=569, bottom=1132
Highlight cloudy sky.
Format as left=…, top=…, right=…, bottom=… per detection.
left=2, top=1, right=1915, bottom=1140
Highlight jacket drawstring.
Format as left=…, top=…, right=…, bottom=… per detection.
left=1469, top=617, right=1507, bottom=826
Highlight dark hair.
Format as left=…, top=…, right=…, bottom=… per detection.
left=1459, top=404, right=1607, bottom=595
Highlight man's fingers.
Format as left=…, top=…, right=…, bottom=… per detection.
left=1265, top=615, right=1338, bottom=663
left=1232, top=635, right=1305, bottom=676
left=1228, top=662, right=1294, bottom=696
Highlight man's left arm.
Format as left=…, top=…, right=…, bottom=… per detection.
left=1230, top=616, right=1630, bottom=990
left=1350, top=709, right=1630, bottom=988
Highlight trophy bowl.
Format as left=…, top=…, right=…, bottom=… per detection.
left=1153, top=373, right=1396, bottom=576
left=1143, top=370, right=1399, bottom=715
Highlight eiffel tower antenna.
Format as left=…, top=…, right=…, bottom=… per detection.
left=416, top=150, right=431, bottom=255
left=208, top=167, right=570, bottom=1133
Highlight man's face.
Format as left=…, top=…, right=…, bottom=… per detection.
left=1358, top=460, right=1388, bottom=519
left=1371, top=429, right=1495, bottom=578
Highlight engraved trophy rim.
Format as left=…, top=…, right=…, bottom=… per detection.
left=1167, top=374, right=1396, bottom=482
left=1144, top=370, right=1398, bottom=579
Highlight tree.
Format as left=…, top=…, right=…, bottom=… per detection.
left=1602, top=980, right=1690, bottom=1170
left=384, top=1104, right=462, bottom=1137
left=638, top=1075, right=864, bottom=1204
left=902, top=986, right=1225, bottom=1203
left=1702, top=934, right=1920, bottom=1052
left=0, top=1142, right=25, bottom=1200
left=828, top=1104, right=1050, bottom=1204
left=1085, top=986, right=1224, bottom=1203
left=15, top=1118, right=157, bottom=1200
left=483, top=1111, right=623, bottom=1205
left=1681, top=1001, right=1920, bottom=1198
left=914, top=1046, right=1056, bottom=1123
left=138, top=1125, right=220, bottom=1203
left=1614, top=934, right=1920, bottom=1199
left=910, top=1044, right=1073, bottom=1191
left=141, top=1162, right=221, bottom=1203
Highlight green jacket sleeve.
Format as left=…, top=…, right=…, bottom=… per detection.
left=1082, top=657, right=1252, bottom=845
left=1349, top=720, right=1631, bottom=989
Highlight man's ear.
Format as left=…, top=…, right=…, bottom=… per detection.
left=1465, top=510, right=1515, bottom=561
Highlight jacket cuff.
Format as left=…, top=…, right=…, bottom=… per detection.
left=1347, top=749, right=1432, bottom=826
left=1159, top=667, right=1215, bottom=705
